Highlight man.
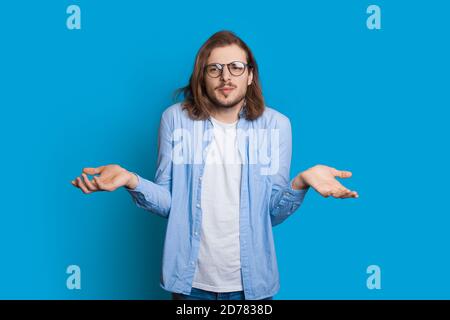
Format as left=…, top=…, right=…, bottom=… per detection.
left=71, top=30, right=358, bottom=300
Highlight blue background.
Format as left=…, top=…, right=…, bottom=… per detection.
left=0, top=0, right=449, bottom=299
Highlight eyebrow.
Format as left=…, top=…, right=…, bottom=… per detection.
left=207, top=60, right=246, bottom=64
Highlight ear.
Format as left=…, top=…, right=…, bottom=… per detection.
left=247, top=68, right=253, bottom=86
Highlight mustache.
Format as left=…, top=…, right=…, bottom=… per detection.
left=215, top=83, right=237, bottom=90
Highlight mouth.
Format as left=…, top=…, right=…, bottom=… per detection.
left=218, top=86, right=235, bottom=94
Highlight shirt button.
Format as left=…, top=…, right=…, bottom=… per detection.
left=194, top=231, right=198, bottom=236
left=196, top=203, right=200, bottom=208
left=191, top=261, right=195, bottom=266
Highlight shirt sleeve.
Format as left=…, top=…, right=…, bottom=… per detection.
left=268, top=115, right=309, bottom=226
left=124, top=110, right=173, bottom=218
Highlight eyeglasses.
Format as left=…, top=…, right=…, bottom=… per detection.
left=205, top=61, right=252, bottom=78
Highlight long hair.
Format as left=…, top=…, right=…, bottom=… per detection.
left=175, top=30, right=265, bottom=121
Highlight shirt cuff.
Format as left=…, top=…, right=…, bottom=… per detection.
left=124, top=172, right=144, bottom=193
left=284, top=178, right=309, bottom=201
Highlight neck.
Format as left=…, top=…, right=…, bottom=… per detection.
left=210, top=100, right=245, bottom=123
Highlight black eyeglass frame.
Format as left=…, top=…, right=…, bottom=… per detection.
left=204, top=61, right=253, bottom=78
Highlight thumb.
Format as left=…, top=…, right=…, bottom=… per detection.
left=333, top=168, right=353, bottom=178
left=83, top=166, right=104, bottom=175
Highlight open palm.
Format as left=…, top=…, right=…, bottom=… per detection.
left=71, top=164, right=132, bottom=194
left=297, top=164, right=358, bottom=199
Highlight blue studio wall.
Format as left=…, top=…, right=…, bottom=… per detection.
left=0, top=0, right=449, bottom=299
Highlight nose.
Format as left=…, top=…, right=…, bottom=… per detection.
left=220, top=66, right=232, bottom=81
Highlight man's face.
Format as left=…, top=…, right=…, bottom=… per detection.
left=204, top=44, right=253, bottom=110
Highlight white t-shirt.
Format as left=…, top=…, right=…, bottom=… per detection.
left=192, top=116, right=243, bottom=292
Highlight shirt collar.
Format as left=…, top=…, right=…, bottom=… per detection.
left=238, top=100, right=247, bottom=119
left=207, top=100, right=247, bottom=124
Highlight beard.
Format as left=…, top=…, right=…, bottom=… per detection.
left=207, top=89, right=246, bottom=110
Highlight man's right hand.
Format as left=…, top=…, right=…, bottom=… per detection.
left=71, top=164, right=138, bottom=194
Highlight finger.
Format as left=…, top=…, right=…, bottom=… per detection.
left=334, top=184, right=352, bottom=198
left=333, top=169, right=353, bottom=179
left=93, top=176, right=105, bottom=190
left=82, top=173, right=98, bottom=191
left=332, top=187, right=347, bottom=198
left=83, top=166, right=104, bottom=175
left=329, top=181, right=345, bottom=196
left=346, top=190, right=356, bottom=198
left=73, top=178, right=82, bottom=188
left=77, top=177, right=91, bottom=194
left=319, top=188, right=332, bottom=198
left=340, top=189, right=354, bottom=199
left=94, top=176, right=113, bottom=191
left=339, top=171, right=352, bottom=179
left=335, top=180, right=358, bottom=198
left=71, top=179, right=78, bottom=188
left=341, top=190, right=359, bottom=199
left=91, top=178, right=99, bottom=188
